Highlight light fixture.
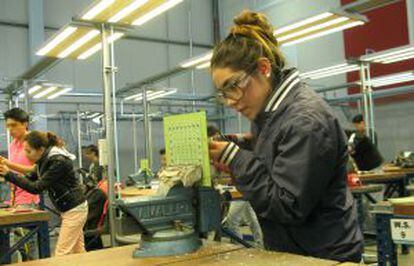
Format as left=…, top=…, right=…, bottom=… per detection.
left=87, top=112, right=102, bottom=119
left=179, top=11, right=366, bottom=70
left=36, top=25, right=124, bottom=59
left=180, top=51, right=213, bottom=69
left=361, top=71, right=414, bottom=87
left=82, top=0, right=115, bottom=20
left=108, top=0, right=149, bottom=23
left=21, top=84, right=73, bottom=100
left=300, top=63, right=360, bottom=80
left=33, top=87, right=58, bottom=99
left=47, top=87, right=73, bottom=100
left=78, top=32, right=125, bottom=60
left=196, top=62, right=210, bottom=70
left=275, top=11, right=366, bottom=47
left=124, top=88, right=177, bottom=101
left=36, top=26, right=78, bottom=56
left=360, top=44, right=414, bottom=64
left=58, top=30, right=100, bottom=58
left=28, top=85, right=42, bottom=95
left=79, top=0, right=184, bottom=26
left=132, top=0, right=183, bottom=26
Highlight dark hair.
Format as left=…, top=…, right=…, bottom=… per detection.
left=85, top=144, right=99, bottom=157
left=211, top=10, right=285, bottom=83
left=352, top=114, right=364, bottom=124
left=159, top=148, right=166, bottom=155
left=3, top=108, right=29, bottom=124
left=207, top=124, right=220, bottom=137
left=24, top=131, right=64, bottom=150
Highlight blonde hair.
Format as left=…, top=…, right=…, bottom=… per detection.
left=211, top=10, right=285, bottom=81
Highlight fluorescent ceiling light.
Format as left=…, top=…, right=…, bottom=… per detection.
left=300, top=63, right=359, bottom=80
left=132, top=0, right=183, bottom=26
left=364, top=71, right=414, bottom=87
left=47, top=88, right=73, bottom=100
left=135, top=90, right=171, bottom=101
left=33, top=86, right=58, bottom=99
left=82, top=0, right=115, bottom=20
left=125, top=89, right=177, bottom=101
left=196, top=62, right=211, bottom=69
left=87, top=113, right=102, bottom=119
left=277, top=17, right=350, bottom=42
left=28, top=85, right=42, bottom=95
left=275, top=12, right=334, bottom=35
left=274, top=11, right=366, bottom=47
left=58, top=30, right=100, bottom=58
left=180, top=51, right=213, bottom=68
left=36, top=26, right=78, bottom=56
left=146, top=89, right=177, bottom=101
left=360, top=44, right=414, bottom=64
left=281, top=20, right=364, bottom=47
left=108, top=0, right=148, bottom=23
left=77, top=32, right=125, bottom=60
left=180, top=12, right=365, bottom=70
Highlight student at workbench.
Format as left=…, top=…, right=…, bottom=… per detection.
left=0, top=108, right=39, bottom=208
left=0, top=131, right=88, bottom=256
left=208, top=10, right=363, bottom=262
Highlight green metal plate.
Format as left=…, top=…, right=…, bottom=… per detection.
left=163, top=111, right=211, bottom=187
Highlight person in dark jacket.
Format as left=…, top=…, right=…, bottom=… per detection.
left=352, top=114, right=378, bottom=146
left=83, top=145, right=104, bottom=184
left=83, top=176, right=107, bottom=251
left=0, top=131, right=88, bottom=256
left=346, top=129, right=383, bottom=171
left=208, top=11, right=363, bottom=262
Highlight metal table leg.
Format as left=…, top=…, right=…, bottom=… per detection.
left=38, top=221, right=50, bottom=258
left=375, top=213, right=398, bottom=266
left=0, top=228, right=11, bottom=264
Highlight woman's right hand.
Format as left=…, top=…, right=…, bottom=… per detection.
left=0, top=164, right=10, bottom=176
left=0, top=156, right=10, bottom=166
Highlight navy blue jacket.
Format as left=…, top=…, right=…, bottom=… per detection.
left=219, top=69, right=363, bottom=262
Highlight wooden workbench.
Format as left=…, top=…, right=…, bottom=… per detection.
left=357, top=171, right=406, bottom=184
left=0, top=209, right=49, bottom=226
left=0, top=208, right=51, bottom=263
left=120, top=187, right=156, bottom=198
left=120, top=187, right=244, bottom=200
left=13, top=241, right=357, bottom=266
left=383, top=164, right=414, bottom=175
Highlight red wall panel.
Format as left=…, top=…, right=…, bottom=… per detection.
left=340, top=0, right=414, bottom=102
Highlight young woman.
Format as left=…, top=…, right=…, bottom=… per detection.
left=0, top=131, right=88, bottom=256
left=208, top=11, right=363, bottom=262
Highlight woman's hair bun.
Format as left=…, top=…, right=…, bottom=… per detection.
left=232, top=10, right=275, bottom=41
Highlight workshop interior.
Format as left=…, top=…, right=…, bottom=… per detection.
left=0, top=0, right=414, bottom=265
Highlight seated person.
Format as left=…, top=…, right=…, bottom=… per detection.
left=346, top=129, right=383, bottom=171
left=83, top=145, right=103, bottom=184
left=83, top=176, right=107, bottom=251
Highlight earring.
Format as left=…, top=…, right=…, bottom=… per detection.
left=266, top=72, right=271, bottom=78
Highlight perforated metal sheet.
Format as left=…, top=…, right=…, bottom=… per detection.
left=164, top=111, right=211, bottom=187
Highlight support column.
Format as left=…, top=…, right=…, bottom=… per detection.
left=27, top=0, right=46, bottom=130
left=101, top=24, right=117, bottom=247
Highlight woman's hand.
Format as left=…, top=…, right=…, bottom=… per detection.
left=209, top=141, right=229, bottom=162
left=0, top=164, right=10, bottom=177
left=0, top=156, right=10, bottom=166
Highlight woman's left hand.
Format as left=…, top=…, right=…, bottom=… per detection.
left=0, top=164, right=10, bottom=177
left=209, top=141, right=230, bottom=162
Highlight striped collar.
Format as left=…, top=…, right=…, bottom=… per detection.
left=264, top=68, right=301, bottom=113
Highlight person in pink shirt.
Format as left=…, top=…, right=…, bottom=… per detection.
left=1, top=108, right=39, bottom=206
